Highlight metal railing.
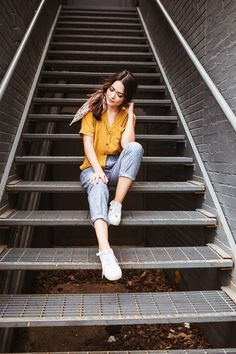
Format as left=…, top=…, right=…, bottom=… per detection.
left=0, top=0, right=46, bottom=101
left=137, top=5, right=236, bottom=259
left=155, top=0, right=236, bottom=132
left=0, top=3, right=61, bottom=203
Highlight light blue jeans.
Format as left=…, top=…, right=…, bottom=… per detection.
left=80, top=142, right=144, bottom=224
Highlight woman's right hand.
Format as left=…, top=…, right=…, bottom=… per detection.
left=90, top=171, right=108, bottom=184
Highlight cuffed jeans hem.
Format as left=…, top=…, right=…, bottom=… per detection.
left=91, top=215, right=109, bottom=226
left=118, top=172, right=136, bottom=181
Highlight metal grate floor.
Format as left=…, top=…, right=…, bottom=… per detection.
left=1, top=290, right=236, bottom=327
left=0, top=246, right=232, bottom=270
left=0, top=210, right=216, bottom=226
left=3, top=350, right=236, bottom=354
left=7, top=180, right=205, bottom=193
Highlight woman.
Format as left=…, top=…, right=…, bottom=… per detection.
left=74, top=70, right=144, bottom=281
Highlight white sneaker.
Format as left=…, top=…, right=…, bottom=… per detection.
left=108, top=200, right=122, bottom=226
left=96, top=248, right=122, bottom=281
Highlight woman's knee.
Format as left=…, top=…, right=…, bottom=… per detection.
left=124, top=141, right=144, bottom=156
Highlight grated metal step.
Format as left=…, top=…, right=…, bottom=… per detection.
left=55, top=27, right=144, bottom=35
left=6, top=181, right=205, bottom=193
left=28, top=114, right=178, bottom=123
left=47, top=50, right=154, bottom=60
left=60, top=7, right=137, bottom=14
left=50, top=41, right=150, bottom=50
left=57, top=21, right=142, bottom=29
left=40, top=71, right=162, bottom=82
left=52, top=34, right=148, bottom=44
left=0, top=290, right=236, bottom=327
left=21, top=134, right=185, bottom=142
left=0, top=245, right=232, bottom=270
left=3, top=350, right=236, bottom=354
left=44, top=60, right=156, bottom=68
left=59, top=15, right=140, bottom=22
left=32, top=98, right=170, bottom=107
left=60, top=10, right=138, bottom=16
left=0, top=210, right=216, bottom=226
left=37, top=83, right=166, bottom=92
left=14, top=156, right=193, bottom=165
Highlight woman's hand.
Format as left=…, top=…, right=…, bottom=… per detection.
left=90, top=171, right=108, bottom=184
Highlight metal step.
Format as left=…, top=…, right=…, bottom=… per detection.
left=22, top=134, right=185, bottom=142
left=44, top=60, right=157, bottom=69
left=50, top=42, right=149, bottom=51
left=4, top=350, right=236, bottom=354
left=59, top=15, right=140, bottom=23
left=40, top=71, right=162, bottom=84
left=55, top=27, right=144, bottom=35
left=0, top=210, right=216, bottom=226
left=14, top=156, right=193, bottom=165
left=0, top=245, right=231, bottom=270
left=57, top=21, right=142, bottom=28
left=60, top=9, right=138, bottom=17
left=47, top=50, right=154, bottom=60
left=37, top=83, right=166, bottom=92
left=0, top=290, right=235, bottom=327
left=61, top=6, right=137, bottom=13
left=28, top=114, right=178, bottom=123
left=6, top=181, right=205, bottom=193
left=52, top=34, right=148, bottom=44
left=32, top=98, right=171, bottom=107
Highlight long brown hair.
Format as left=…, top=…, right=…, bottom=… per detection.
left=87, top=70, right=138, bottom=120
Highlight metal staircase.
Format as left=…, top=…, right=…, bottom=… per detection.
left=1, top=4, right=236, bottom=353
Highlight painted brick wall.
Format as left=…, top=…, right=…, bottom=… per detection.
left=0, top=0, right=61, bottom=181
left=139, top=0, right=236, bottom=240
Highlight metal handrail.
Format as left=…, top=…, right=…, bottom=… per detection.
left=0, top=5, right=61, bottom=203
left=155, top=0, right=236, bottom=132
left=138, top=6, right=236, bottom=259
left=0, top=0, right=46, bottom=101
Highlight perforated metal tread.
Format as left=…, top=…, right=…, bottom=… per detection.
left=4, top=350, right=236, bottom=354
left=28, top=114, right=177, bottom=123
left=48, top=50, right=152, bottom=58
left=50, top=42, right=150, bottom=50
left=7, top=181, right=205, bottom=193
left=44, top=60, right=156, bottom=67
left=32, top=98, right=171, bottom=106
left=22, top=134, right=185, bottom=142
left=52, top=34, right=148, bottom=43
left=55, top=28, right=144, bottom=35
left=37, top=83, right=166, bottom=91
left=15, top=156, right=193, bottom=165
left=41, top=71, right=162, bottom=80
left=1, top=290, right=236, bottom=327
left=57, top=21, right=142, bottom=28
left=59, top=16, right=140, bottom=22
left=0, top=210, right=216, bottom=226
left=61, top=8, right=137, bottom=14
left=0, top=246, right=231, bottom=270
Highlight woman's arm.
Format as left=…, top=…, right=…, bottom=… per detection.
left=121, top=102, right=136, bottom=148
left=83, top=135, right=108, bottom=184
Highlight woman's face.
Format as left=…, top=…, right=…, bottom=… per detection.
left=105, top=80, right=125, bottom=108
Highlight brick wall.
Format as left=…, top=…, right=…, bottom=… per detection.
left=0, top=0, right=61, bottom=182
left=139, top=0, right=236, bottom=241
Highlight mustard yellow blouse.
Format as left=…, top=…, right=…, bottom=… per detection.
left=79, top=108, right=136, bottom=170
